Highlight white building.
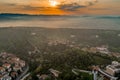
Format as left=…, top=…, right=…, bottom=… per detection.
left=106, top=61, right=120, bottom=77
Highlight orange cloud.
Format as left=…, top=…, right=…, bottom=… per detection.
left=0, top=0, right=120, bottom=15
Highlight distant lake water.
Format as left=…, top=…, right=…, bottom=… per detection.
left=0, top=15, right=120, bottom=30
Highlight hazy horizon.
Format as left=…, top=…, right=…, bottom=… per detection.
left=0, top=14, right=120, bottom=30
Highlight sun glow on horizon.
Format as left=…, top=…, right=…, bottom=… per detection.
left=49, top=0, right=60, bottom=7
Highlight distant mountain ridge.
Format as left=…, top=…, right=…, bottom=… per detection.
left=0, top=13, right=78, bottom=21
left=0, top=13, right=120, bottom=18
left=0, top=13, right=68, bottom=17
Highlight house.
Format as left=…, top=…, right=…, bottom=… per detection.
left=19, top=60, right=26, bottom=67
left=0, top=73, right=12, bottom=80
left=11, top=57, right=20, bottom=62
left=13, top=65, right=22, bottom=72
left=96, top=46, right=109, bottom=54
left=49, top=69, right=61, bottom=77
left=10, top=71, right=18, bottom=79
left=1, top=75, right=12, bottom=80
left=37, top=74, right=49, bottom=80
left=0, top=75, right=3, bottom=80
left=0, top=52, right=8, bottom=59
left=106, top=61, right=120, bottom=79
left=0, top=67, right=5, bottom=73
left=2, top=63, right=11, bottom=69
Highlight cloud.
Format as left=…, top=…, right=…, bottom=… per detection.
left=88, top=8, right=111, bottom=11
left=58, top=0, right=98, bottom=11
left=22, top=5, right=47, bottom=11
left=58, top=3, right=86, bottom=11
left=5, top=3, right=17, bottom=6
left=1, top=3, right=49, bottom=11
left=0, top=0, right=98, bottom=13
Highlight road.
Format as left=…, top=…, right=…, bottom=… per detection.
left=98, top=69, right=118, bottom=80
left=72, top=69, right=98, bottom=80
left=72, top=68, right=118, bottom=80
left=20, top=73, right=30, bottom=80
left=72, top=69, right=92, bottom=74
left=16, top=65, right=29, bottom=80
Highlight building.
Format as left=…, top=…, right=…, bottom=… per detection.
left=49, top=69, right=61, bottom=77
left=13, top=65, right=22, bottom=72
left=37, top=74, right=49, bottom=80
left=19, top=60, right=26, bottom=67
left=1, top=75, right=12, bottom=80
left=0, top=67, right=5, bottom=74
left=106, top=61, right=120, bottom=79
left=0, top=52, right=26, bottom=80
left=10, top=71, right=18, bottom=79
left=2, top=63, right=11, bottom=69
left=96, top=46, right=109, bottom=54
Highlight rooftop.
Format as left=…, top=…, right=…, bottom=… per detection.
left=107, top=61, right=120, bottom=71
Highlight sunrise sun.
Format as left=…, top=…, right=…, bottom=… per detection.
left=49, top=0, right=59, bottom=7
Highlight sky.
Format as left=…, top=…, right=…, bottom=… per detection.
left=0, top=0, right=120, bottom=15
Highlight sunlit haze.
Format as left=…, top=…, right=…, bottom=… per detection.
left=0, top=0, right=120, bottom=15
